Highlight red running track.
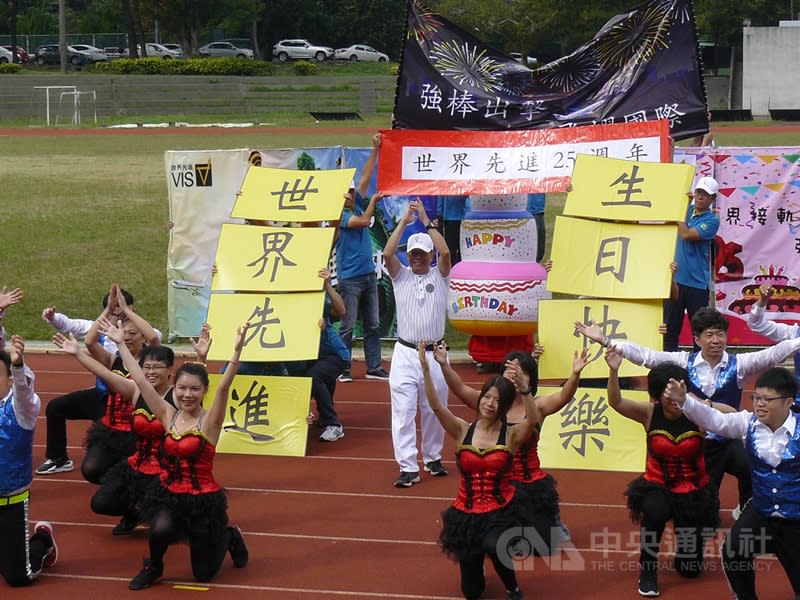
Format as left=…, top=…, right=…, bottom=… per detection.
left=11, top=352, right=795, bottom=599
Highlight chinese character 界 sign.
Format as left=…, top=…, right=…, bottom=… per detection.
left=547, top=216, right=676, bottom=299
left=564, top=154, right=693, bottom=222
left=538, top=386, right=647, bottom=472
left=205, top=292, right=325, bottom=362
left=232, top=166, right=355, bottom=222
left=212, top=224, right=335, bottom=292
left=537, top=299, right=662, bottom=379
left=378, top=120, right=670, bottom=195
left=205, top=375, right=311, bottom=457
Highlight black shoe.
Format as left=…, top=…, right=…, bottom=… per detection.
left=365, top=368, right=390, bottom=381
left=112, top=514, right=141, bottom=536
left=424, top=459, right=448, bottom=477
left=507, top=589, right=525, bottom=600
left=229, top=526, right=249, bottom=568
left=638, top=569, right=660, bottom=597
left=129, top=558, right=163, bottom=590
left=394, top=471, right=421, bottom=488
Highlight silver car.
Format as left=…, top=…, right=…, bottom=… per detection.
left=334, top=44, right=389, bottom=62
left=69, top=44, right=108, bottom=62
left=198, top=41, right=254, bottom=59
left=272, top=39, right=333, bottom=62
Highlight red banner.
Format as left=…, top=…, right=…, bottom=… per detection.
left=378, top=121, right=671, bottom=195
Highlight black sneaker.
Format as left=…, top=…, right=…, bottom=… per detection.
left=394, top=471, right=421, bottom=488
left=337, top=371, right=353, bottom=383
left=229, top=526, right=249, bottom=568
left=507, top=589, right=525, bottom=600
left=34, top=521, right=58, bottom=568
left=129, top=558, right=163, bottom=590
left=365, top=368, right=390, bottom=381
left=36, top=457, right=74, bottom=475
left=638, top=570, right=660, bottom=597
left=424, top=459, right=448, bottom=476
left=112, top=514, right=141, bottom=536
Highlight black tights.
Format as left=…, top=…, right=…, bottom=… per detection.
left=640, top=491, right=707, bottom=577
left=458, top=552, right=517, bottom=600
left=81, top=443, right=121, bottom=484
left=148, top=509, right=233, bottom=582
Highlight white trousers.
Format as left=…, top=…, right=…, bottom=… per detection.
left=388, top=342, right=447, bottom=472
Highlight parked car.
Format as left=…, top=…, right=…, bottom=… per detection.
left=69, top=44, right=108, bottom=62
left=103, top=46, right=125, bottom=59
left=1, top=45, right=29, bottom=63
left=141, top=43, right=182, bottom=59
left=161, top=43, right=185, bottom=57
left=33, top=44, right=88, bottom=66
left=272, top=39, right=333, bottom=62
left=198, top=41, right=254, bottom=59
left=0, top=46, right=12, bottom=63
left=334, top=44, right=388, bottom=62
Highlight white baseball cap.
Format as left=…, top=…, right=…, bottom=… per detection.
left=694, top=176, right=719, bottom=195
left=406, top=232, right=434, bottom=253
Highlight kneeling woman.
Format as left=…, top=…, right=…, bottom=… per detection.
left=605, top=347, right=722, bottom=597
left=419, top=343, right=537, bottom=600
left=102, top=318, right=250, bottom=590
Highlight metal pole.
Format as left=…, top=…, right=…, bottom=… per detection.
left=58, top=0, right=66, bottom=74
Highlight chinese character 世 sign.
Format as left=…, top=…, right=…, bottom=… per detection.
left=232, top=166, right=354, bottom=222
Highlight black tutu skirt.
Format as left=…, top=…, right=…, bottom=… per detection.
left=512, top=474, right=561, bottom=556
left=140, top=482, right=230, bottom=543
left=625, top=476, right=720, bottom=530
left=84, top=421, right=136, bottom=459
left=95, top=460, right=162, bottom=516
left=439, top=494, right=532, bottom=562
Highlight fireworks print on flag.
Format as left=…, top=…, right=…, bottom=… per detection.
left=655, top=0, right=689, bottom=23
left=430, top=40, right=503, bottom=94
left=537, top=52, right=600, bottom=93
left=408, top=0, right=441, bottom=42
left=498, top=64, right=536, bottom=96
left=595, top=5, right=670, bottom=67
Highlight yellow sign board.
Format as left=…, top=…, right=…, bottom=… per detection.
left=547, top=216, right=676, bottom=298
left=232, top=166, right=355, bottom=222
left=205, top=292, right=324, bottom=362
left=564, top=154, right=692, bottom=222
left=212, top=224, right=335, bottom=292
left=538, top=386, right=647, bottom=472
left=537, top=298, right=663, bottom=379
left=206, top=375, right=311, bottom=457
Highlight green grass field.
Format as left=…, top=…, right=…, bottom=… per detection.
left=1, top=118, right=797, bottom=343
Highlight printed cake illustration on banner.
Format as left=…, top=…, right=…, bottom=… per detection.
left=448, top=194, right=550, bottom=335
left=728, top=264, right=800, bottom=315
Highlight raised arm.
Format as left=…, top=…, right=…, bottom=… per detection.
left=99, top=317, right=174, bottom=427
left=748, top=284, right=798, bottom=341
left=414, top=199, right=451, bottom=277
left=574, top=319, right=689, bottom=368
left=505, top=361, right=538, bottom=451
left=115, top=286, right=160, bottom=347
left=419, top=343, right=468, bottom=441
left=320, top=268, right=345, bottom=318
left=344, top=193, right=382, bottom=229
left=536, top=348, right=590, bottom=420
left=9, top=335, right=40, bottom=430
left=605, top=346, right=652, bottom=427
left=86, top=284, right=118, bottom=367
left=382, top=203, right=415, bottom=278
left=432, top=342, right=479, bottom=409
left=52, top=333, right=137, bottom=399
left=356, top=133, right=380, bottom=198
left=203, top=322, right=248, bottom=444
left=665, top=378, right=749, bottom=439
left=189, top=322, right=212, bottom=363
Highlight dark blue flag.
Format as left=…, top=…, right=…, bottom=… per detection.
left=393, top=0, right=709, bottom=141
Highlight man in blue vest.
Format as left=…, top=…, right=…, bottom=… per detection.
left=0, top=332, right=58, bottom=586
left=668, top=367, right=800, bottom=600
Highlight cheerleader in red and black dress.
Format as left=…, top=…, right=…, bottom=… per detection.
left=605, top=347, right=721, bottom=597
left=104, top=318, right=250, bottom=591
left=420, top=343, right=539, bottom=600
left=435, top=345, right=590, bottom=555
left=80, top=286, right=161, bottom=484
left=52, top=336, right=178, bottom=535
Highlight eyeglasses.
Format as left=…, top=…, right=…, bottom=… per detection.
left=142, top=364, right=168, bottom=371
left=751, top=394, right=790, bottom=405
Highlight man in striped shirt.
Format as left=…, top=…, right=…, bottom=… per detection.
left=383, top=199, right=451, bottom=488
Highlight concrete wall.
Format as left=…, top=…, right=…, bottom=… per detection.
left=743, top=26, right=800, bottom=116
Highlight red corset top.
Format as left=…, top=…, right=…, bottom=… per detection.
left=507, top=422, right=546, bottom=483
left=453, top=446, right=516, bottom=514
left=161, top=430, right=221, bottom=494
left=101, top=390, right=133, bottom=431
left=128, top=408, right=167, bottom=475
left=644, top=430, right=709, bottom=493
